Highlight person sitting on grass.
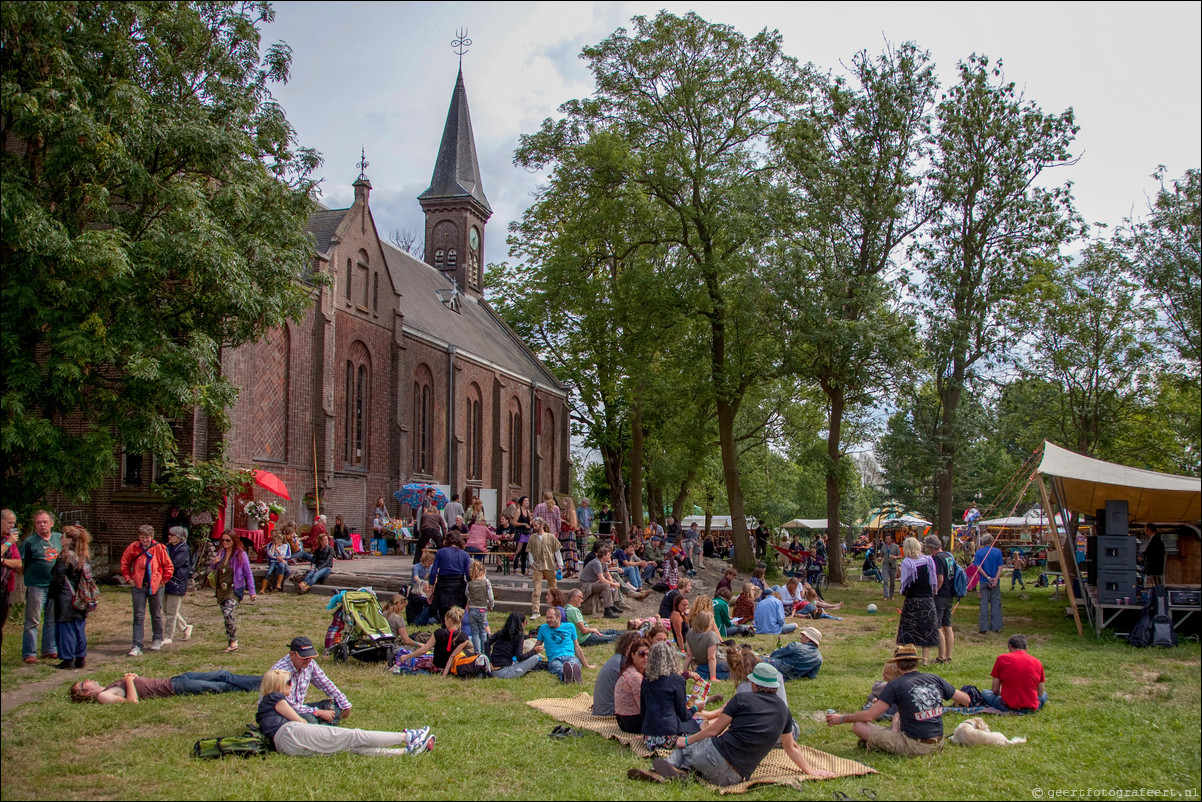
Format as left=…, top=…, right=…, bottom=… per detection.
left=633, top=662, right=834, bottom=786
left=796, top=583, right=843, bottom=620
left=713, top=587, right=753, bottom=637
left=270, top=636, right=352, bottom=725
left=765, top=626, right=823, bottom=680
left=669, top=593, right=691, bottom=650
left=981, top=634, right=1047, bottom=713
left=592, top=631, right=645, bottom=716
left=613, top=636, right=651, bottom=733
left=535, top=605, right=594, bottom=683
left=257, top=670, right=433, bottom=757
left=825, top=644, right=971, bottom=756
left=404, top=606, right=473, bottom=678
left=716, top=567, right=738, bottom=596
left=685, top=609, right=729, bottom=681
left=70, top=670, right=261, bottom=703
left=381, top=594, right=418, bottom=647
left=640, top=640, right=703, bottom=752
left=731, top=582, right=759, bottom=625
left=485, top=612, right=543, bottom=679
left=566, top=588, right=621, bottom=647
left=861, top=660, right=901, bottom=721
left=753, top=588, right=797, bottom=636
left=697, top=645, right=800, bottom=743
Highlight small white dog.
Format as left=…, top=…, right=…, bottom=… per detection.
left=949, top=717, right=1027, bottom=746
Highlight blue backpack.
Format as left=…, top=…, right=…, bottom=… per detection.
left=943, top=553, right=968, bottom=599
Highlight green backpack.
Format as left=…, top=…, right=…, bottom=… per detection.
left=192, top=727, right=268, bottom=759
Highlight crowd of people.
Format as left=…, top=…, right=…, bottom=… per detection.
left=4, top=503, right=1056, bottom=785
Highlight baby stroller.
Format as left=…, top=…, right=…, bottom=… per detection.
left=325, top=589, right=398, bottom=664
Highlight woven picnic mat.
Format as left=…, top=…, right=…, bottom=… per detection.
left=527, top=693, right=877, bottom=794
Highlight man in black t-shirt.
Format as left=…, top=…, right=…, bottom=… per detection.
left=927, top=534, right=956, bottom=663
left=1142, top=523, right=1165, bottom=587
left=630, top=663, right=834, bottom=786
left=826, top=644, right=970, bottom=757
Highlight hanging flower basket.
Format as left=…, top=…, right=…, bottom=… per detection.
left=303, top=491, right=320, bottom=510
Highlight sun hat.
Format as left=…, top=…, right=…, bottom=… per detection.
left=885, top=644, right=920, bottom=663
left=799, top=626, right=822, bottom=645
left=748, top=662, right=782, bottom=689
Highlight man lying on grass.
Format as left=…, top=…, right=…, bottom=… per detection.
left=70, top=670, right=261, bottom=703
left=629, top=662, right=835, bottom=786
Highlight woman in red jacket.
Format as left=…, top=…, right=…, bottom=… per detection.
left=119, top=525, right=174, bottom=657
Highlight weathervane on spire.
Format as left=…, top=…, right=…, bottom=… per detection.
left=356, top=147, right=369, bottom=181
left=451, top=28, right=472, bottom=68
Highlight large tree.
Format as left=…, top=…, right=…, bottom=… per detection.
left=1121, top=167, right=1201, bottom=374
left=1, top=1, right=320, bottom=509
left=515, top=12, right=803, bottom=569
left=772, top=42, right=934, bottom=579
left=914, top=55, right=1080, bottom=540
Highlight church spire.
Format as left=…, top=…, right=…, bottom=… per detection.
left=418, top=66, right=492, bottom=215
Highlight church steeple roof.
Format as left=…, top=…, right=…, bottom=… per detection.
left=419, top=68, right=492, bottom=215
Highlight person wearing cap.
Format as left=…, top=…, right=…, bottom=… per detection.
left=269, top=637, right=352, bottom=725
left=634, top=662, right=834, bottom=786
left=765, top=627, right=823, bottom=680
left=825, top=644, right=971, bottom=756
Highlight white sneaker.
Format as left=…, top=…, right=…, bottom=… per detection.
left=160, top=638, right=173, bottom=645
left=127, top=646, right=143, bottom=657
left=149, top=640, right=163, bottom=651
left=183, top=624, right=194, bottom=640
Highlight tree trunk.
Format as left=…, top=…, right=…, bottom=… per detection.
left=671, top=469, right=696, bottom=523
left=824, top=383, right=846, bottom=584
left=649, top=484, right=663, bottom=524
left=600, top=443, right=628, bottom=540
left=629, top=400, right=644, bottom=530
left=936, top=358, right=966, bottom=542
left=718, top=396, right=753, bottom=572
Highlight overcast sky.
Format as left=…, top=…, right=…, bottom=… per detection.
left=264, top=1, right=1200, bottom=274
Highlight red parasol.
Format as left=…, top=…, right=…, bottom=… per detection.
left=253, top=470, right=291, bottom=500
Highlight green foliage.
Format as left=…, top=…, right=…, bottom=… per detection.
left=0, top=1, right=321, bottom=508
left=151, top=447, right=252, bottom=517
left=1120, top=167, right=1201, bottom=372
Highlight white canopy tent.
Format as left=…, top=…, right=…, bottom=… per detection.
left=1038, top=441, right=1201, bottom=522
left=781, top=518, right=829, bottom=530
left=681, top=515, right=735, bottom=531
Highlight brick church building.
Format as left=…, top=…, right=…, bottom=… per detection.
left=70, top=68, right=570, bottom=549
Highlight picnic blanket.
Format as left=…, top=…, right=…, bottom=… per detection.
left=527, top=693, right=876, bottom=794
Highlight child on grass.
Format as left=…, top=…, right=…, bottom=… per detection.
left=405, top=606, right=472, bottom=678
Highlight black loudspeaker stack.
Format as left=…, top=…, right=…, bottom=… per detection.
left=1094, top=500, right=1136, bottom=603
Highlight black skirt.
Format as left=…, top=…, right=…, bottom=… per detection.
left=897, top=595, right=940, bottom=647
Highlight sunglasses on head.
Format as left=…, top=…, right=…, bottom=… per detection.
left=635, top=649, right=649, bottom=656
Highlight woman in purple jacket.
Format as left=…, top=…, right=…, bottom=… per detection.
left=210, top=532, right=256, bottom=653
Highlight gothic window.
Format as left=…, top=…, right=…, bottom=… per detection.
left=508, top=399, right=522, bottom=485
left=345, top=258, right=353, bottom=300
left=343, top=342, right=371, bottom=468
left=435, top=249, right=445, bottom=269
left=254, top=327, right=289, bottom=460
left=372, top=272, right=379, bottom=313
left=412, top=365, right=434, bottom=476
left=358, top=249, right=370, bottom=309
left=466, top=384, right=484, bottom=481
left=447, top=249, right=457, bottom=270
left=544, top=408, right=556, bottom=493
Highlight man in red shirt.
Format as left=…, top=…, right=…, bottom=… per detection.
left=981, top=634, right=1046, bottom=712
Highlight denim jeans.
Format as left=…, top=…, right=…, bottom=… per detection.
left=580, top=630, right=620, bottom=647
left=620, top=566, right=642, bottom=589
left=266, top=560, right=289, bottom=580
left=981, top=689, right=1046, bottom=712
left=130, top=587, right=164, bottom=648
left=1010, top=569, right=1025, bottom=589
left=55, top=619, right=87, bottom=660
left=694, top=662, right=730, bottom=680
left=667, top=738, right=744, bottom=786
left=491, top=654, right=541, bottom=679
left=468, top=607, right=489, bottom=656
left=548, top=656, right=580, bottom=680
left=23, top=585, right=56, bottom=658
left=170, top=670, right=262, bottom=695
left=304, top=566, right=331, bottom=586
left=978, top=582, right=1003, bottom=632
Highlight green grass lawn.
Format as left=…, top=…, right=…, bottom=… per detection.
left=1, top=578, right=1198, bottom=800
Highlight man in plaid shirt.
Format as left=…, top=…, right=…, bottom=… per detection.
left=270, top=636, right=352, bottom=724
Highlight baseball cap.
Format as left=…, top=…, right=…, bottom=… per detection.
left=289, top=636, right=318, bottom=657
left=749, top=662, right=782, bottom=688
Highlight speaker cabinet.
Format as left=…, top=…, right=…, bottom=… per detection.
left=1104, top=500, right=1129, bottom=536
left=1097, top=536, right=1137, bottom=571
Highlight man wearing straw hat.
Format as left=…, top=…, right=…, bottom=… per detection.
left=825, top=644, right=971, bottom=756
left=630, top=662, right=835, bottom=785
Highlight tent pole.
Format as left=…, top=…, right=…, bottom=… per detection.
left=1038, top=475, right=1084, bottom=637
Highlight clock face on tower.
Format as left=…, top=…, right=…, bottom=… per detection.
left=469, top=227, right=480, bottom=252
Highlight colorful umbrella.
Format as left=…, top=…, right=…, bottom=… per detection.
left=394, top=483, right=448, bottom=510
left=253, top=470, right=291, bottom=500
